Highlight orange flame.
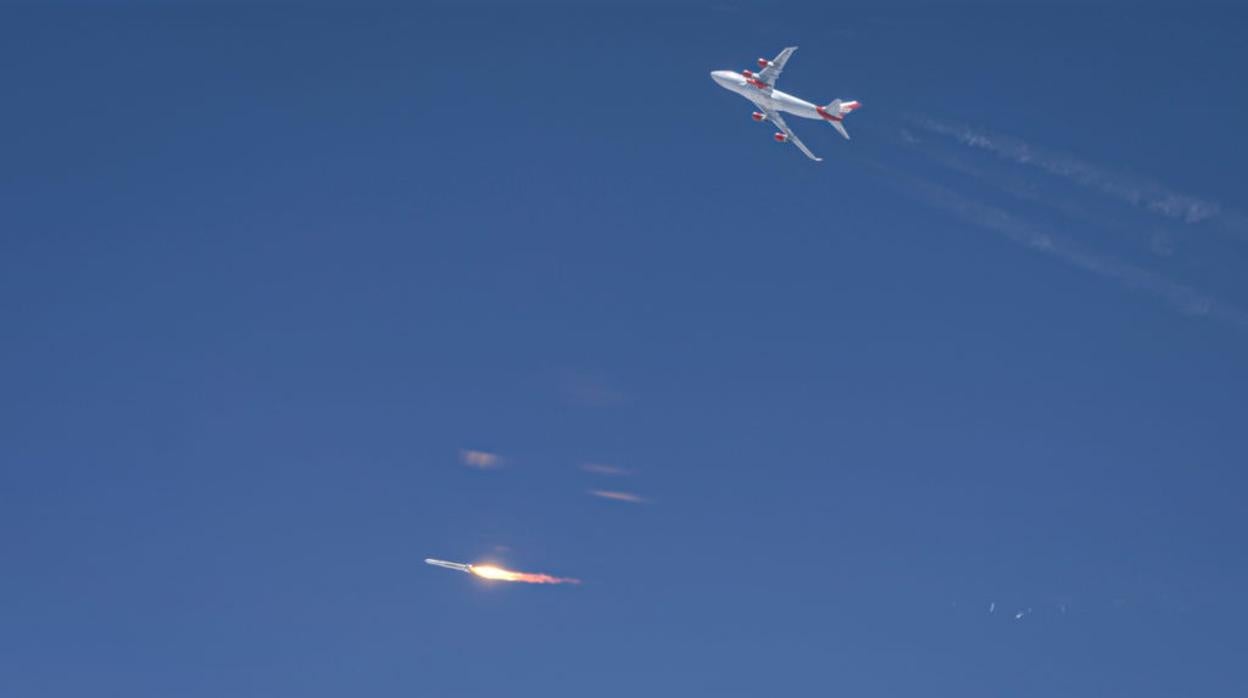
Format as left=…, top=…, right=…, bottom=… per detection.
left=470, top=564, right=580, bottom=585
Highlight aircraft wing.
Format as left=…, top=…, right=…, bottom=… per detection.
left=757, top=46, right=797, bottom=87
left=764, top=107, right=821, bottom=162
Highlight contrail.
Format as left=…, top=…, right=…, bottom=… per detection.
left=580, top=463, right=632, bottom=476
left=909, top=117, right=1244, bottom=235
left=899, top=130, right=1178, bottom=255
left=872, top=163, right=1248, bottom=328
left=588, top=489, right=647, bottom=504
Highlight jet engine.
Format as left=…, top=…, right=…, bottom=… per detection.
left=774, top=132, right=788, bottom=143
left=741, top=69, right=754, bottom=78
left=751, top=112, right=766, bottom=122
left=757, top=58, right=772, bottom=68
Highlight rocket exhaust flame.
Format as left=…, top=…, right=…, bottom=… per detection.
left=425, top=558, right=580, bottom=585
left=469, top=565, right=580, bottom=585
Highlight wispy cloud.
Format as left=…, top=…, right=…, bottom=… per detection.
left=910, top=117, right=1239, bottom=231
left=459, top=449, right=503, bottom=470
left=588, top=490, right=647, bottom=504
left=558, top=369, right=629, bottom=408
left=580, top=463, right=632, bottom=477
left=876, top=165, right=1248, bottom=327
left=899, top=131, right=1180, bottom=256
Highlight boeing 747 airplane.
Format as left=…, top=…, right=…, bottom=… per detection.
left=711, top=46, right=860, bottom=162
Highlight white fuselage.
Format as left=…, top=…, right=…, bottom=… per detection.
left=710, top=70, right=822, bottom=120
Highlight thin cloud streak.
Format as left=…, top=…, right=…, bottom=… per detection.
left=910, top=117, right=1244, bottom=235
left=581, top=463, right=632, bottom=476
left=588, top=490, right=648, bottom=504
left=900, top=129, right=1179, bottom=256
left=559, top=369, right=629, bottom=408
left=459, top=449, right=503, bottom=469
left=877, top=165, right=1248, bottom=328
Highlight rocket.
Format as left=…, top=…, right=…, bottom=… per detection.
left=425, top=558, right=472, bottom=574
left=424, top=557, right=580, bottom=585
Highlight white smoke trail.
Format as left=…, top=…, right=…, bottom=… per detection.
left=901, top=131, right=1180, bottom=256
left=910, top=117, right=1240, bottom=233
left=877, top=165, right=1248, bottom=328
left=588, top=489, right=647, bottom=504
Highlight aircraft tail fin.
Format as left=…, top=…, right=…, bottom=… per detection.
left=821, top=99, right=860, bottom=140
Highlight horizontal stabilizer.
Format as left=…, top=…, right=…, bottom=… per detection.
left=821, top=99, right=859, bottom=140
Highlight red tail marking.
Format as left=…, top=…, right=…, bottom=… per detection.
left=815, top=106, right=843, bottom=122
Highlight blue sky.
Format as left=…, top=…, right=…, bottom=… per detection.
left=3, top=2, right=1248, bottom=696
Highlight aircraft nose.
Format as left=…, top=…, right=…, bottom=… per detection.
left=710, top=70, right=730, bottom=87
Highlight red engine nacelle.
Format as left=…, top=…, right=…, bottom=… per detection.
left=757, top=58, right=772, bottom=68
left=741, top=69, right=754, bottom=78
left=751, top=112, right=766, bottom=122
left=774, top=132, right=788, bottom=143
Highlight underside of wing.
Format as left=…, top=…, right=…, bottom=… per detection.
left=764, top=107, right=821, bottom=162
left=757, top=46, right=797, bottom=87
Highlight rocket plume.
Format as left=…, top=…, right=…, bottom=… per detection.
left=470, top=564, right=580, bottom=585
left=425, top=558, right=580, bottom=585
